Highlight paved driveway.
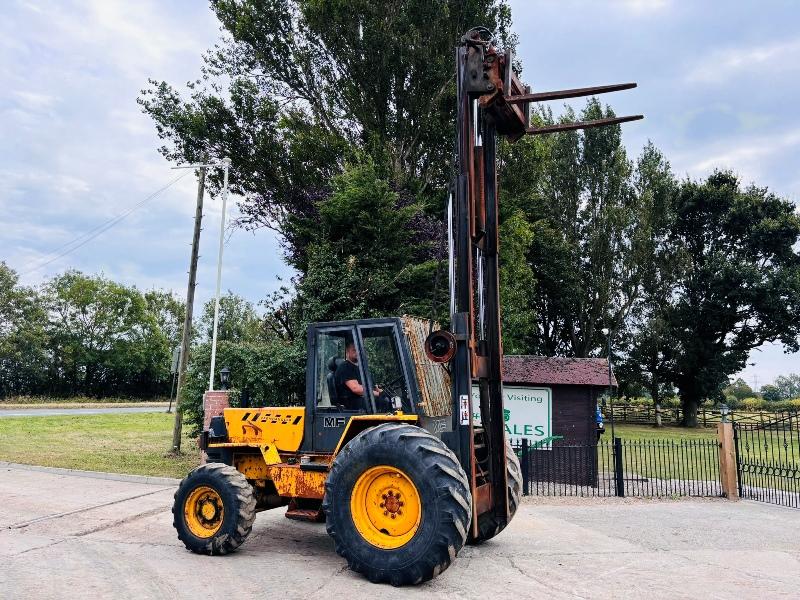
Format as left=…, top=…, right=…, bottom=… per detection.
left=1, top=464, right=799, bottom=599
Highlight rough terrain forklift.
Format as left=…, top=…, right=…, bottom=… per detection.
left=172, top=28, right=641, bottom=585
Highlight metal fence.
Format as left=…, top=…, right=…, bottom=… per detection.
left=514, top=437, right=722, bottom=498
left=734, top=412, right=800, bottom=508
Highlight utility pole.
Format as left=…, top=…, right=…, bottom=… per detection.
left=170, top=162, right=206, bottom=454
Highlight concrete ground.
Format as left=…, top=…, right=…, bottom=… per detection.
left=2, top=465, right=799, bottom=600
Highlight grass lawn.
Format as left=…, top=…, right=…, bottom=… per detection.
left=0, top=412, right=199, bottom=479
left=613, top=423, right=718, bottom=441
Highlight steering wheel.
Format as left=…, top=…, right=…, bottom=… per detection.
left=377, top=375, right=404, bottom=399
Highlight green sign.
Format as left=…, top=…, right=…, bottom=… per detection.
left=471, top=385, right=553, bottom=449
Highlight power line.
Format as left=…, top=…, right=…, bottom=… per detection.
left=20, top=171, right=192, bottom=276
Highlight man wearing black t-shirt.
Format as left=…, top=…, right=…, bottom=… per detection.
left=334, top=342, right=382, bottom=410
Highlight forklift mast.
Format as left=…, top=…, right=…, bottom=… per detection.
left=443, top=29, right=642, bottom=536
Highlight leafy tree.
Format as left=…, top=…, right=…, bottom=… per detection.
left=295, top=160, right=431, bottom=323
left=139, top=0, right=513, bottom=267
left=617, top=143, right=678, bottom=425
left=144, top=290, right=185, bottom=350
left=499, top=212, right=536, bottom=354
left=198, top=292, right=262, bottom=343
left=760, top=384, right=782, bottom=403
left=723, top=378, right=754, bottom=402
left=43, top=271, right=170, bottom=397
left=775, top=373, right=800, bottom=400
left=0, top=263, right=49, bottom=397
left=666, top=172, right=800, bottom=426
left=500, top=103, right=665, bottom=358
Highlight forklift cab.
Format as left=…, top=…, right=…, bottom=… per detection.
left=303, top=318, right=420, bottom=452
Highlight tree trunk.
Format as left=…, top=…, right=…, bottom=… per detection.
left=681, top=396, right=699, bottom=428
left=650, top=383, right=662, bottom=428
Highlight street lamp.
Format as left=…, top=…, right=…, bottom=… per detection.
left=219, top=367, right=231, bottom=391
left=719, top=402, right=730, bottom=424
left=601, top=327, right=617, bottom=440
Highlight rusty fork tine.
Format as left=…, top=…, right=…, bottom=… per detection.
left=506, top=83, right=637, bottom=105
left=526, top=114, right=643, bottom=135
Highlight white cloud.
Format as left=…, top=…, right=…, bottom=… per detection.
left=616, top=0, right=669, bottom=14
left=672, top=128, right=800, bottom=187
left=687, top=38, right=800, bottom=84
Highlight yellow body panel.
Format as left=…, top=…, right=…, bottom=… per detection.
left=207, top=412, right=421, bottom=503
left=223, top=407, right=305, bottom=451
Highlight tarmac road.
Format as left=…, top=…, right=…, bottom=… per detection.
left=1, top=464, right=799, bottom=599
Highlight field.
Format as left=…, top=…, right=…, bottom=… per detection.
left=612, top=423, right=717, bottom=441
left=0, top=412, right=199, bottom=479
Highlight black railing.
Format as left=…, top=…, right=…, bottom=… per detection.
left=514, top=437, right=722, bottom=498
left=734, top=413, right=800, bottom=508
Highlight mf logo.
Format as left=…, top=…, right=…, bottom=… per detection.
left=323, top=416, right=347, bottom=428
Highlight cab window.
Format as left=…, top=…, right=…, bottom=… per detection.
left=315, top=328, right=362, bottom=410
left=360, top=324, right=412, bottom=412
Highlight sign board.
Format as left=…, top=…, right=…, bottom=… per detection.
left=471, top=385, right=552, bottom=449
left=170, top=346, right=182, bottom=374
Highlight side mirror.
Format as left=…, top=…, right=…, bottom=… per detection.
left=424, top=330, right=456, bottom=363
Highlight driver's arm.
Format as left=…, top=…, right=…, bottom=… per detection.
left=345, top=380, right=382, bottom=398
left=345, top=379, right=364, bottom=396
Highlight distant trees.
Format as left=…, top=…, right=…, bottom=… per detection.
left=0, top=264, right=183, bottom=399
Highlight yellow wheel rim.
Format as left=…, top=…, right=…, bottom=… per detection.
left=184, top=485, right=224, bottom=538
left=350, top=466, right=421, bottom=549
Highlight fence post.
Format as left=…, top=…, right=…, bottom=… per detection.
left=717, top=421, right=739, bottom=501
left=613, top=436, right=625, bottom=497
left=520, top=438, right=530, bottom=496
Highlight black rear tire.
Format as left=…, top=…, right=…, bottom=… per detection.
left=468, top=436, right=522, bottom=544
left=173, top=462, right=256, bottom=555
left=323, top=423, right=472, bottom=586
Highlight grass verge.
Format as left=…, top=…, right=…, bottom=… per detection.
left=0, top=412, right=199, bottom=479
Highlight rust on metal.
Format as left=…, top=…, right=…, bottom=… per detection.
left=474, top=482, right=493, bottom=515
left=526, top=114, right=643, bottom=135
left=402, top=316, right=451, bottom=417
left=234, top=454, right=271, bottom=480
left=266, top=463, right=327, bottom=499
left=505, top=82, right=637, bottom=105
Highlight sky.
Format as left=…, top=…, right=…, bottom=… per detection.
left=1, top=0, right=798, bottom=388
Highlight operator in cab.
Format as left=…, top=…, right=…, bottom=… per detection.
left=335, top=341, right=383, bottom=410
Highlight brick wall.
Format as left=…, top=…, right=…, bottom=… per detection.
left=203, top=390, right=230, bottom=430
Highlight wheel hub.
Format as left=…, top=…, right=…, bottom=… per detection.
left=184, top=485, right=224, bottom=538
left=350, top=466, right=421, bottom=549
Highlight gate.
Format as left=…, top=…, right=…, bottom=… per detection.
left=734, top=412, right=800, bottom=508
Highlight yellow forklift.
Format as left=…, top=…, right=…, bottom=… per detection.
left=173, top=28, right=641, bottom=586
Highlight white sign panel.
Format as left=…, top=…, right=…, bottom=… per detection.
left=471, top=385, right=552, bottom=448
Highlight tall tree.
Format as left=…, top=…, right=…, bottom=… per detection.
left=139, top=0, right=513, bottom=268
left=666, top=172, right=800, bottom=426
left=616, top=143, right=678, bottom=424
left=500, top=101, right=642, bottom=358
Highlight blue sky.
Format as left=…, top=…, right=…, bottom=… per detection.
left=1, top=0, right=798, bottom=388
